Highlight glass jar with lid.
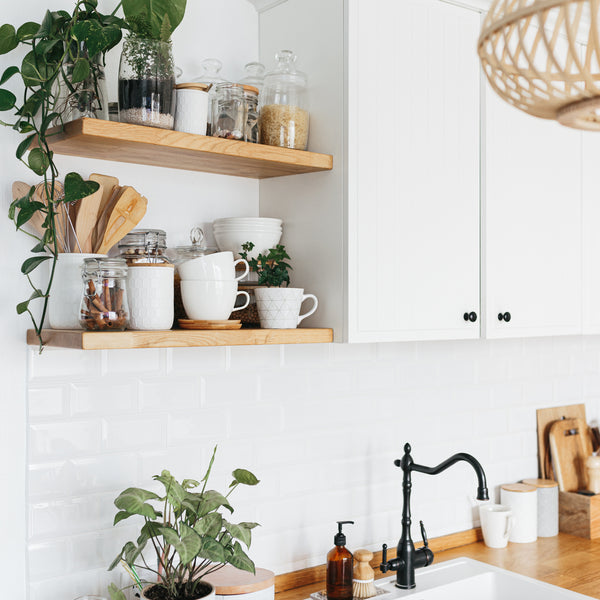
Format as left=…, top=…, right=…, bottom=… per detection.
left=118, top=229, right=170, bottom=264
left=259, top=50, right=309, bottom=150
left=240, top=62, right=266, bottom=94
left=192, top=58, right=227, bottom=135
left=80, top=258, right=129, bottom=330
left=243, top=85, right=259, bottom=143
left=212, top=83, right=247, bottom=140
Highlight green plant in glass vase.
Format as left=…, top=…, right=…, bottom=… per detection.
left=108, top=447, right=260, bottom=600
left=0, top=1, right=123, bottom=350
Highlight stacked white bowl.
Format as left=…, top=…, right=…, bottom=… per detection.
left=178, top=251, right=250, bottom=320
left=213, top=217, right=283, bottom=259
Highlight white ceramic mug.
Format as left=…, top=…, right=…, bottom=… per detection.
left=181, top=280, right=250, bottom=320
left=127, top=264, right=174, bottom=330
left=254, top=287, right=318, bottom=329
left=479, top=504, right=513, bottom=548
left=178, top=251, right=249, bottom=281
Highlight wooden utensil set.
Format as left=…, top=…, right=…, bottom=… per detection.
left=12, top=173, right=148, bottom=254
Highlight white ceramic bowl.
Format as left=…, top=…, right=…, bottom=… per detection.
left=181, top=280, right=250, bottom=320
left=214, top=217, right=282, bottom=227
left=214, top=229, right=283, bottom=259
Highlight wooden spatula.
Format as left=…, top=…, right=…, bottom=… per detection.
left=549, top=417, right=593, bottom=492
left=90, top=173, right=119, bottom=215
left=93, top=184, right=121, bottom=252
left=75, top=184, right=103, bottom=253
left=12, top=181, right=45, bottom=237
left=95, top=186, right=148, bottom=254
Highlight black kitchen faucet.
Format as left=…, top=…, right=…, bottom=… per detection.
left=380, top=443, right=489, bottom=589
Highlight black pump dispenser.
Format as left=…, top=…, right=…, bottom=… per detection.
left=334, top=520, right=353, bottom=546
left=326, top=521, right=354, bottom=600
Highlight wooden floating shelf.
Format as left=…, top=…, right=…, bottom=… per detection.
left=44, top=119, right=333, bottom=179
left=27, top=328, right=333, bottom=350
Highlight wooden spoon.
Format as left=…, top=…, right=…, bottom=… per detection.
left=96, top=186, right=148, bottom=254
left=90, top=173, right=119, bottom=215
left=93, top=184, right=121, bottom=252
left=75, top=184, right=103, bottom=253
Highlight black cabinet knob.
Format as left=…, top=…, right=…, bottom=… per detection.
left=498, top=312, right=512, bottom=322
left=463, top=312, right=478, bottom=322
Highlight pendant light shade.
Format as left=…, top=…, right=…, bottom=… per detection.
left=478, top=0, right=600, bottom=130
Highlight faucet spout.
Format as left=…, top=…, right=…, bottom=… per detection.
left=381, top=443, right=489, bottom=590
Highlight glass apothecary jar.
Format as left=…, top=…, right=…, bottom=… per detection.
left=243, top=85, right=259, bottom=143
left=118, top=36, right=177, bottom=129
left=212, top=83, right=247, bottom=140
left=80, top=258, right=129, bottom=331
left=240, top=62, right=265, bottom=94
left=192, top=58, right=227, bottom=135
left=259, top=50, right=309, bottom=150
left=118, top=229, right=169, bottom=264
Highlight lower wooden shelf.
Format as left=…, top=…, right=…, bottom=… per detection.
left=27, top=328, right=333, bottom=350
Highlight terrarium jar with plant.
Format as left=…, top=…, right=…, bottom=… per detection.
left=108, top=447, right=260, bottom=600
left=118, top=0, right=187, bottom=129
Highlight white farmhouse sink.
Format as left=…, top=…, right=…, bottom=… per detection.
left=374, top=557, right=593, bottom=600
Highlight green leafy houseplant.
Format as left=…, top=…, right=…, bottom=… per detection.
left=0, top=1, right=124, bottom=350
left=108, top=448, right=260, bottom=600
left=239, top=242, right=292, bottom=288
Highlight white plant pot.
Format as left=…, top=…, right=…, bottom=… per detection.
left=254, top=287, right=318, bottom=329
left=48, top=253, right=106, bottom=329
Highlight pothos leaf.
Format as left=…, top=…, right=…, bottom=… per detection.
left=16, top=134, right=35, bottom=160
left=0, top=88, right=16, bottom=111
left=16, top=288, right=44, bottom=314
left=0, top=24, right=18, bottom=55
left=21, top=255, right=51, bottom=274
left=28, top=147, right=49, bottom=175
left=71, top=58, right=90, bottom=84
left=0, top=65, right=18, bottom=86
left=16, top=22, right=39, bottom=42
left=63, top=172, right=99, bottom=203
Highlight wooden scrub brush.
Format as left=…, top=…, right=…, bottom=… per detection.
left=353, top=549, right=377, bottom=599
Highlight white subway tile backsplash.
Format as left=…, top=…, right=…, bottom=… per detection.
left=29, top=348, right=102, bottom=380
left=26, top=335, right=600, bottom=597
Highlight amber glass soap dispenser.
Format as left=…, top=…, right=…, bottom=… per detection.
left=326, top=520, right=354, bottom=600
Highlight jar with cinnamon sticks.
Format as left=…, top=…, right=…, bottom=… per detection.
left=79, top=258, right=129, bottom=331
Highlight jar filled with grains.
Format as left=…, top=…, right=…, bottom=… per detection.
left=259, top=50, right=309, bottom=150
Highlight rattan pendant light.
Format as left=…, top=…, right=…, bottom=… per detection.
left=478, top=0, right=600, bottom=130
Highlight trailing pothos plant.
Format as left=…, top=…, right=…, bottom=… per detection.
left=108, top=447, right=260, bottom=600
left=240, top=242, right=292, bottom=288
left=0, top=1, right=124, bottom=350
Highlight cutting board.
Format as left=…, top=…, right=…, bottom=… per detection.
left=537, top=404, right=587, bottom=479
left=549, top=417, right=593, bottom=492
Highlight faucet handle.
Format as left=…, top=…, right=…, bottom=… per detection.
left=380, top=543, right=388, bottom=572
left=420, top=520, right=429, bottom=548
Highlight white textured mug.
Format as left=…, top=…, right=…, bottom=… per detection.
left=181, top=280, right=250, bottom=320
left=479, top=504, right=513, bottom=548
left=178, top=251, right=249, bottom=281
left=254, top=287, right=318, bottom=329
left=127, top=264, right=174, bottom=330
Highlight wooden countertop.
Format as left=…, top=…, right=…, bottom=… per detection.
left=275, top=533, right=600, bottom=600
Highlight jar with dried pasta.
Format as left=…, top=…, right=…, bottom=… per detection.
left=259, top=50, right=309, bottom=150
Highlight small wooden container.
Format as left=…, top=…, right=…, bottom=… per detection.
left=559, top=491, right=600, bottom=539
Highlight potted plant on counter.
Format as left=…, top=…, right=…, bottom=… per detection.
left=240, top=242, right=318, bottom=329
left=108, top=447, right=260, bottom=600
left=0, top=2, right=123, bottom=349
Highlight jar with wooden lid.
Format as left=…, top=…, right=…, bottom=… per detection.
left=500, top=483, right=537, bottom=543
left=259, top=50, right=309, bottom=150
left=174, top=82, right=210, bottom=135
left=522, top=478, right=558, bottom=537
left=80, top=258, right=129, bottom=331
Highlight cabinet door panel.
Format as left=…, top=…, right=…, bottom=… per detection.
left=348, top=0, right=481, bottom=342
left=484, top=88, right=582, bottom=338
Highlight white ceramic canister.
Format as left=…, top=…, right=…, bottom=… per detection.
left=522, top=478, right=559, bottom=537
left=126, top=263, right=174, bottom=330
left=500, top=483, right=538, bottom=543
left=174, top=82, right=209, bottom=135
left=203, top=565, right=274, bottom=600
left=48, top=253, right=106, bottom=329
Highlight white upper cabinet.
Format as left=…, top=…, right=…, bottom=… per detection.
left=346, top=0, right=481, bottom=342
left=483, top=87, right=582, bottom=338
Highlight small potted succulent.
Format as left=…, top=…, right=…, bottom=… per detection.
left=108, top=447, right=260, bottom=600
left=240, top=242, right=318, bottom=329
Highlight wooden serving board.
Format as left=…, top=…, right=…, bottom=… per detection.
left=549, top=417, right=593, bottom=492
left=537, top=404, right=587, bottom=479
left=202, top=565, right=274, bottom=594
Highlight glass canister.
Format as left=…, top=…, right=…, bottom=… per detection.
left=243, top=85, right=259, bottom=143
left=212, top=83, right=247, bottom=140
left=240, top=62, right=266, bottom=94
left=80, top=258, right=129, bottom=331
left=192, top=58, right=227, bottom=135
left=118, top=229, right=169, bottom=264
left=259, top=50, right=309, bottom=150
left=118, top=36, right=177, bottom=129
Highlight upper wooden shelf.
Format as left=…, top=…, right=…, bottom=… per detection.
left=27, top=328, right=333, bottom=350
left=45, top=119, right=333, bottom=179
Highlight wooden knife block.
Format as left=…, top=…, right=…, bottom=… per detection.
left=559, top=491, right=600, bottom=539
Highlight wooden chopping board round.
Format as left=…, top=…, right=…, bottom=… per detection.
left=202, top=566, right=275, bottom=595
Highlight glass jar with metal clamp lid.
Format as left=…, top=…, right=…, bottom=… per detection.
left=118, top=229, right=170, bottom=264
